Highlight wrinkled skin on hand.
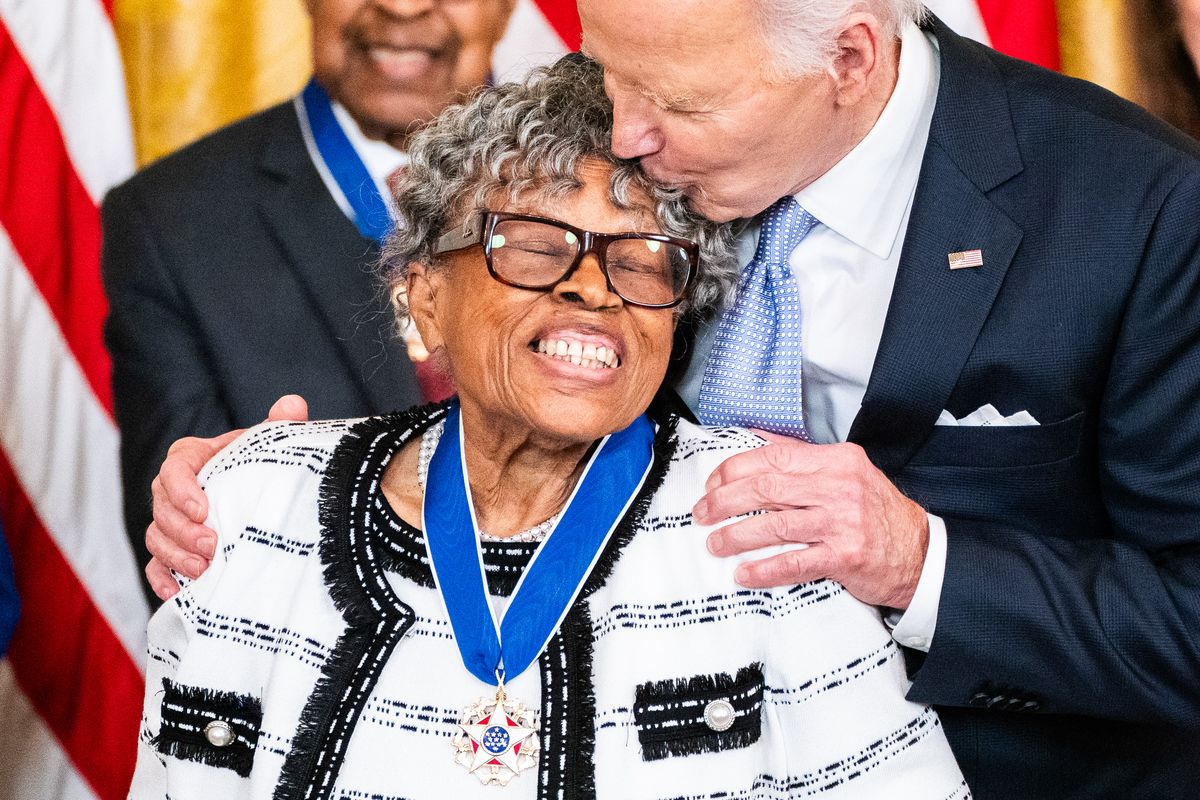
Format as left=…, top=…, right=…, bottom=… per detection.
left=694, top=430, right=929, bottom=610
left=144, top=395, right=310, bottom=600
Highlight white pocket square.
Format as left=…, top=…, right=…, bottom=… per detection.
left=936, top=404, right=1040, bottom=427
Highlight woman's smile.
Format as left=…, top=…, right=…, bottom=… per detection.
left=530, top=326, right=623, bottom=372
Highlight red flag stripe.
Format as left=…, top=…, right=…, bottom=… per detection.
left=0, top=454, right=142, bottom=800
left=0, top=20, right=113, bottom=414
left=975, top=0, right=1060, bottom=71
left=529, top=0, right=581, bottom=51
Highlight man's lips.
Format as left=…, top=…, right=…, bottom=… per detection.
left=364, top=44, right=439, bottom=80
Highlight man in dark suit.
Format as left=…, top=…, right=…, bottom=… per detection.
left=102, top=0, right=515, bottom=595
left=142, top=1, right=1200, bottom=795
left=581, top=0, right=1200, bottom=796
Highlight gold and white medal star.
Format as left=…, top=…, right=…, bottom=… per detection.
left=453, top=687, right=539, bottom=786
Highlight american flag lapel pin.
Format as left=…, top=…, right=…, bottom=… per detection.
left=948, top=249, right=984, bottom=270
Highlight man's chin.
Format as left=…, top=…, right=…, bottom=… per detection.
left=683, top=193, right=744, bottom=224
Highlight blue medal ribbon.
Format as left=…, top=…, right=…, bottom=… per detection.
left=298, top=79, right=393, bottom=244
left=422, top=403, right=655, bottom=686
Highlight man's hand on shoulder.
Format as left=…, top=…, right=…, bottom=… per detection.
left=694, top=431, right=929, bottom=610
left=145, top=395, right=310, bottom=600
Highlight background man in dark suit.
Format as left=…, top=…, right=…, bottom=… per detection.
left=142, top=0, right=1200, bottom=795
left=102, top=0, right=515, bottom=594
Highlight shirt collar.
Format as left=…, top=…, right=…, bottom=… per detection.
left=794, top=21, right=941, bottom=260
left=329, top=100, right=410, bottom=188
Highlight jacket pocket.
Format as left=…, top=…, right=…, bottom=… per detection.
left=907, top=410, right=1085, bottom=469
left=153, top=678, right=263, bottom=777
left=634, top=663, right=764, bottom=762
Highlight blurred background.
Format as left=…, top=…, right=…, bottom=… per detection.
left=0, top=1, right=1196, bottom=798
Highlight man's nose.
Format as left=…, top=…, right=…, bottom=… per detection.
left=373, top=0, right=436, bottom=18
left=610, top=96, right=665, bottom=160
left=553, top=254, right=621, bottom=309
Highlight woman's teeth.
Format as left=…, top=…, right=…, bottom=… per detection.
left=534, top=338, right=620, bottom=369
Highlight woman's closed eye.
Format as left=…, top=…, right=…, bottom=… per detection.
left=510, top=238, right=573, bottom=258
left=608, top=255, right=671, bottom=278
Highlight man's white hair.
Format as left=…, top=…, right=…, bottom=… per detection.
left=754, top=0, right=926, bottom=77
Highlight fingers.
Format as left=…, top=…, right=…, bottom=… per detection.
left=706, top=508, right=825, bottom=556
left=732, top=544, right=835, bottom=589
left=694, top=471, right=826, bottom=525
left=703, top=441, right=818, bottom=493
left=151, top=472, right=215, bottom=554
left=145, top=520, right=209, bottom=581
left=158, top=430, right=241, bottom=527
left=267, top=394, right=309, bottom=422
left=705, top=440, right=869, bottom=493
left=146, top=556, right=181, bottom=601
left=155, top=459, right=206, bottom=532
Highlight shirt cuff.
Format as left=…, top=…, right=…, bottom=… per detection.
left=885, top=513, right=947, bottom=653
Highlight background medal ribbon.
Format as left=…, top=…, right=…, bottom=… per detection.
left=298, top=79, right=393, bottom=244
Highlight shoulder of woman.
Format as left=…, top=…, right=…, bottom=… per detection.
left=199, top=418, right=364, bottom=489
left=664, top=418, right=766, bottom=473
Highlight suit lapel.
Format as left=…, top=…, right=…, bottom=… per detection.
left=847, top=17, right=1024, bottom=473
left=255, top=105, right=419, bottom=414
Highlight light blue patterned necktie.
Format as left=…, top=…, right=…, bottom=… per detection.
left=697, top=196, right=819, bottom=439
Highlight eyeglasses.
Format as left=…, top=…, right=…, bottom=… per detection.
left=432, top=211, right=698, bottom=308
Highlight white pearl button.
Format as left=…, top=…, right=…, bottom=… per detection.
left=703, top=699, right=736, bottom=732
left=204, top=719, right=236, bottom=748
left=903, top=636, right=929, bottom=649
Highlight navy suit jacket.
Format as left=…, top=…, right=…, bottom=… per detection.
left=838, top=16, right=1200, bottom=798
left=101, top=103, right=424, bottom=587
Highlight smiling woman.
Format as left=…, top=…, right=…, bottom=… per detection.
left=128, top=56, right=969, bottom=799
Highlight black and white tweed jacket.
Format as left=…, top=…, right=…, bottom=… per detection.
left=129, top=404, right=969, bottom=799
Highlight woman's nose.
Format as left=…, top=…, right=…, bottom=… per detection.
left=553, top=254, right=622, bottom=309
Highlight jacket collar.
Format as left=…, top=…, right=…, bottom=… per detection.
left=255, top=105, right=421, bottom=414
left=847, top=14, right=1024, bottom=473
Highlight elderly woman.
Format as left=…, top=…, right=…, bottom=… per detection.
left=129, top=58, right=967, bottom=799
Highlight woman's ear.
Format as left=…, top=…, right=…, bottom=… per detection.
left=402, top=262, right=446, bottom=356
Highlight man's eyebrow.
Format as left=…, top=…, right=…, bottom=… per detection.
left=577, top=45, right=702, bottom=110
left=641, top=86, right=701, bottom=109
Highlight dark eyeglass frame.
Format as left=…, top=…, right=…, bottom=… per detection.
left=432, top=211, right=699, bottom=309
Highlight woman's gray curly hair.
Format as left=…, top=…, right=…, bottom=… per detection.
left=381, top=55, right=738, bottom=319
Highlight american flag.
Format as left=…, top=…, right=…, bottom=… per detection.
left=0, top=1, right=1056, bottom=797
left=949, top=249, right=986, bottom=270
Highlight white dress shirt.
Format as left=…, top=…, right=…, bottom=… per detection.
left=330, top=101, right=410, bottom=211
left=297, top=92, right=409, bottom=222
left=678, top=21, right=946, bottom=652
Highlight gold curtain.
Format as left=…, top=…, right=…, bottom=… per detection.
left=113, top=1, right=1160, bottom=168
left=1057, top=0, right=1141, bottom=100
left=114, top=0, right=312, bottom=167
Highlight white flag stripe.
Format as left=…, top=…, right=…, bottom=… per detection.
left=491, top=0, right=570, bottom=83
left=0, top=661, right=98, bottom=800
left=924, top=0, right=991, bottom=45
left=0, top=0, right=135, bottom=202
left=0, top=228, right=148, bottom=666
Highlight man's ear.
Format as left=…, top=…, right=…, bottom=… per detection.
left=401, top=262, right=446, bottom=355
left=830, top=12, right=886, bottom=107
